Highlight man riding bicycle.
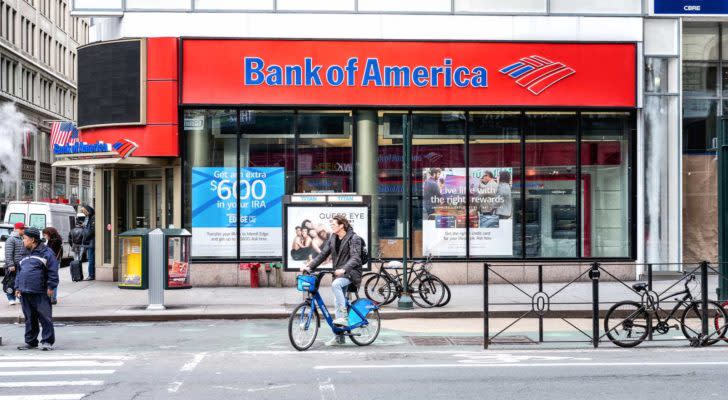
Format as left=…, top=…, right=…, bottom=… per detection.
left=300, top=215, right=363, bottom=334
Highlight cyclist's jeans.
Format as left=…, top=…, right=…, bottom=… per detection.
left=331, top=277, right=351, bottom=318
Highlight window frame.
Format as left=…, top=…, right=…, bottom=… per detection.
left=180, top=106, right=636, bottom=263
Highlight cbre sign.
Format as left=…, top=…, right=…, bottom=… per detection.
left=654, top=0, right=728, bottom=14
left=181, top=40, right=637, bottom=108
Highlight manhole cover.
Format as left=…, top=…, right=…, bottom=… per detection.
left=449, top=336, right=484, bottom=346
left=489, top=335, right=536, bottom=344
left=404, top=336, right=485, bottom=346
left=405, top=336, right=450, bottom=346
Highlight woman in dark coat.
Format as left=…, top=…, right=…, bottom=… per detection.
left=42, top=227, right=63, bottom=305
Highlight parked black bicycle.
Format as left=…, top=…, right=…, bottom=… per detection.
left=363, top=254, right=451, bottom=308
left=604, top=273, right=728, bottom=347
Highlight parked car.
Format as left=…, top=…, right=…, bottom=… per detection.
left=0, top=223, right=14, bottom=276
left=3, top=201, right=77, bottom=268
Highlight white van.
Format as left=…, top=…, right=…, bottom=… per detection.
left=3, top=201, right=78, bottom=267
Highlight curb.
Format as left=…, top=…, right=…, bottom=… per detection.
left=0, top=310, right=600, bottom=323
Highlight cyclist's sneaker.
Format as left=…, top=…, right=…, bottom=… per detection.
left=325, top=335, right=345, bottom=346
left=333, top=316, right=349, bottom=326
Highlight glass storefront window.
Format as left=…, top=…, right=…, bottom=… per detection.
left=378, top=111, right=406, bottom=259
left=683, top=63, right=718, bottom=97
left=683, top=99, right=718, bottom=152
left=183, top=109, right=238, bottom=259
left=54, top=183, right=66, bottom=197
left=411, top=111, right=466, bottom=258
left=22, top=180, right=34, bottom=201
left=683, top=25, right=719, bottom=61
left=182, top=108, right=634, bottom=261
left=525, top=112, right=578, bottom=258
left=239, top=110, right=295, bottom=258
left=468, top=111, right=521, bottom=258
left=297, top=111, right=353, bottom=193
left=581, top=112, right=632, bottom=258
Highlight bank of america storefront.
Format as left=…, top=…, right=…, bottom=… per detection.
left=76, top=37, right=638, bottom=284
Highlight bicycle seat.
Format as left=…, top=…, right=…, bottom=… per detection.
left=632, top=282, right=648, bottom=292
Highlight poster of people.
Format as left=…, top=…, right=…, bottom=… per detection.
left=422, top=167, right=513, bottom=256
left=285, top=205, right=369, bottom=271
left=191, top=167, right=285, bottom=257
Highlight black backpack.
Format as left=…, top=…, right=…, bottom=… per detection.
left=359, top=236, right=369, bottom=266
left=2, top=271, right=15, bottom=295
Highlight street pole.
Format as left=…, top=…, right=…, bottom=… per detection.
left=398, top=113, right=414, bottom=310
left=719, top=119, right=728, bottom=301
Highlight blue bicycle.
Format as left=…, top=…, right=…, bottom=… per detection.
left=288, top=271, right=381, bottom=351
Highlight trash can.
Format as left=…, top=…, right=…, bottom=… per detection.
left=118, top=229, right=151, bottom=290
left=163, top=229, right=192, bottom=290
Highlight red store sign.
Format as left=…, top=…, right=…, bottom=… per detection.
left=181, top=39, right=636, bottom=108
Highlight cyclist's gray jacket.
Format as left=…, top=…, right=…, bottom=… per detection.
left=309, top=229, right=363, bottom=286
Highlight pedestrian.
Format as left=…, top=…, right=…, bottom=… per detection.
left=15, top=227, right=59, bottom=351
left=80, top=205, right=95, bottom=281
left=42, top=227, right=63, bottom=305
left=301, top=215, right=363, bottom=346
left=3, top=222, right=26, bottom=305
left=68, top=216, right=84, bottom=261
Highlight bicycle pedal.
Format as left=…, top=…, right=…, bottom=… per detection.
left=671, top=325, right=680, bottom=330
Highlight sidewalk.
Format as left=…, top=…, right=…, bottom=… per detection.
left=0, top=268, right=720, bottom=322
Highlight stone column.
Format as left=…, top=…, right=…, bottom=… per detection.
left=355, top=110, right=379, bottom=255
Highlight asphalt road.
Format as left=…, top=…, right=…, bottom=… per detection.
left=0, top=320, right=726, bottom=399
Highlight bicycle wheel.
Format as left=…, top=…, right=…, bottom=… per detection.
left=680, top=300, right=728, bottom=346
left=412, top=277, right=445, bottom=308
left=349, top=309, right=381, bottom=346
left=288, top=302, right=319, bottom=351
left=604, top=301, right=649, bottom=348
left=434, top=279, right=451, bottom=307
left=364, top=274, right=396, bottom=305
left=715, top=301, right=728, bottom=343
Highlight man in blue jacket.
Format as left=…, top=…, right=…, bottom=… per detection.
left=14, top=227, right=59, bottom=351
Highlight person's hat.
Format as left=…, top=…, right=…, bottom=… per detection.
left=23, top=227, right=41, bottom=242
left=14, top=222, right=25, bottom=230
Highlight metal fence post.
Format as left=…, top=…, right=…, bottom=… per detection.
left=538, top=265, right=544, bottom=343
left=147, top=229, right=165, bottom=311
left=701, top=261, right=709, bottom=340
left=484, top=262, right=489, bottom=350
left=589, top=262, right=601, bottom=348
left=647, top=263, right=653, bottom=341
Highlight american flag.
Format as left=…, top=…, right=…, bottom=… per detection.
left=50, top=121, right=79, bottom=147
left=22, top=128, right=31, bottom=157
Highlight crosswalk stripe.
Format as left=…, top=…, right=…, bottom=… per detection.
left=0, top=395, right=85, bottom=400
left=0, top=370, right=115, bottom=377
left=0, top=355, right=129, bottom=361
left=0, top=380, right=104, bottom=388
left=0, top=361, right=122, bottom=368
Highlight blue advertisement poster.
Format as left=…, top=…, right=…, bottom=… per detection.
left=191, top=167, right=285, bottom=257
left=655, top=0, right=728, bottom=14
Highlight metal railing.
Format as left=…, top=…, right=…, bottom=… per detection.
left=483, top=261, right=728, bottom=349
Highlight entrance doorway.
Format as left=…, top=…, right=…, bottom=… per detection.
left=128, top=180, right=163, bottom=229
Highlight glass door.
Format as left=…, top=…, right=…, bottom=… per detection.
left=129, top=180, right=163, bottom=229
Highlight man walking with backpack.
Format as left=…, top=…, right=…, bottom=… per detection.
left=15, top=227, right=59, bottom=351
left=301, top=215, right=365, bottom=345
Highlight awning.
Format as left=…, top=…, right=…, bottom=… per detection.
left=52, top=157, right=173, bottom=168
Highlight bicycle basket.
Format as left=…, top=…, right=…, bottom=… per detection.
left=296, top=275, right=317, bottom=292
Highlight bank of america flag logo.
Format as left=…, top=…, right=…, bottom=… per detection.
left=113, top=139, right=138, bottom=158
left=50, top=121, right=79, bottom=146
left=499, top=56, right=575, bottom=95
